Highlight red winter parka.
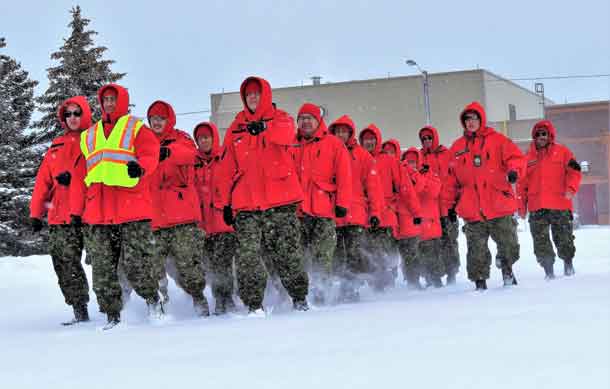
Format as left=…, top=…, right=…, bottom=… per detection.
left=147, top=101, right=201, bottom=230
left=294, top=105, right=352, bottom=219
left=218, top=77, right=303, bottom=212
left=401, top=148, right=441, bottom=241
left=30, top=96, right=92, bottom=224
left=71, top=84, right=160, bottom=225
left=419, top=126, right=452, bottom=216
left=193, top=122, right=235, bottom=236
left=360, top=125, right=400, bottom=230
left=444, top=101, right=525, bottom=223
left=328, top=115, right=383, bottom=227
left=518, top=120, right=581, bottom=214
left=382, top=139, right=421, bottom=238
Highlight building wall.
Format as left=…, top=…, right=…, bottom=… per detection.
left=489, top=118, right=538, bottom=141
left=483, top=71, right=546, bottom=124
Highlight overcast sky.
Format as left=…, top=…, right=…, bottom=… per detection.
left=2, top=0, right=609, bottom=131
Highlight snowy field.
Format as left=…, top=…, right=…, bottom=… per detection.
left=1, top=226, right=609, bottom=389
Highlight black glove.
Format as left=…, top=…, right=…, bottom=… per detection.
left=159, top=146, right=171, bottom=162
left=507, top=170, right=518, bottom=184
left=247, top=120, right=267, bottom=136
left=413, top=217, right=422, bottom=225
left=448, top=208, right=458, bottom=223
left=223, top=206, right=234, bottom=226
left=127, top=160, right=143, bottom=178
left=335, top=206, right=348, bottom=218
left=70, top=215, right=82, bottom=227
left=419, top=164, right=430, bottom=174
left=55, top=171, right=71, bottom=187
left=31, top=218, right=43, bottom=233
left=567, top=159, right=581, bottom=171
left=440, top=216, right=448, bottom=229
left=369, top=216, right=380, bottom=228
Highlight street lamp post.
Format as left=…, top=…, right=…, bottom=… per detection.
left=535, top=82, right=545, bottom=119
left=406, top=59, right=431, bottom=125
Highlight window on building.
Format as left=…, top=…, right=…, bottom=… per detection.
left=509, top=104, right=517, bottom=121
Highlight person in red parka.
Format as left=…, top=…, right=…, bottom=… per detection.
left=147, top=101, right=208, bottom=316
left=359, top=125, right=401, bottom=291
left=402, top=148, right=444, bottom=287
left=30, top=96, right=91, bottom=325
left=329, top=115, right=383, bottom=302
left=193, top=121, right=238, bottom=315
left=444, top=101, right=525, bottom=290
left=381, top=138, right=421, bottom=286
left=294, top=103, right=352, bottom=305
left=395, top=148, right=425, bottom=289
left=72, top=84, right=162, bottom=328
left=419, top=126, right=460, bottom=284
left=217, top=76, right=309, bottom=313
left=518, top=120, right=581, bottom=279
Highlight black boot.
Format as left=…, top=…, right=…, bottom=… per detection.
left=475, top=279, right=487, bottom=291
left=75, top=304, right=90, bottom=322
left=103, top=312, right=121, bottom=330
left=502, top=266, right=518, bottom=286
left=405, top=269, right=424, bottom=290
left=564, top=259, right=575, bottom=276
left=247, top=303, right=265, bottom=316
left=446, top=272, right=457, bottom=285
left=293, top=299, right=309, bottom=312
left=406, top=274, right=423, bottom=291
left=147, top=298, right=165, bottom=320
left=194, top=296, right=210, bottom=317
left=62, top=303, right=90, bottom=326
left=214, top=296, right=236, bottom=315
left=431, top=277, right=444, bottom=288
left=542, top=259, right=555, bottom=280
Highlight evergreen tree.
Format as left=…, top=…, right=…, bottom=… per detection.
left=0, top=37, right=44, bottom=256
left=32, top=5, right=125, bottom=143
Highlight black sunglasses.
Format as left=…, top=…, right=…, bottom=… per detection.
left=63, top=110, right=82, bottom=119
left=535, top=130, right=548, bottom=138
left=421, top=135, right=433, bottom=141
left=463, top=114, right=479, bottom=121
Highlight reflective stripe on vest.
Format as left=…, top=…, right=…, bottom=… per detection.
left=80, top=115, right=143, bottom=188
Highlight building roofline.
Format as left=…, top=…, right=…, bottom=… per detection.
left=481, top=69, right=555, bottom=104
left=546, top=100, right=610, bottom=109
left=211, top=69, right=489, bottom=97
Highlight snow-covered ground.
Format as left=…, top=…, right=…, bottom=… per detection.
left=2, top=226, right=609, bottom=389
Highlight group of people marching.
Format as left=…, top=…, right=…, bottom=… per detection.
left=29, top=76, right=582, bottom=329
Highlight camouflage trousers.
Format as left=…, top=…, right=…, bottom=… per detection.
left=300, top=215, right=337, bottom=276
left=48, top=224, right=89, bottom=307
left=153, top=223, right=206, bottom=302
left=463, top=216, right=520, bottom=281
left=234, top=204, right=309, bottom=310
left=418, top=238, right=445, bottom=280
left=365, top=227, right=399, bottom=291
left=204, top=232, right=238, bottom=304
left=529, top=209, right=575, bottom=266
left=335, top=225, right=370, bottom=278
left=440, top=218, right=461, bottom=276
left=397, top=236, right=420, bottom=284
left=84, top=221, right=159, bottom=315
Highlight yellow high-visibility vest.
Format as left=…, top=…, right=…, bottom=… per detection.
left=80, top=115, right=144, bottom=187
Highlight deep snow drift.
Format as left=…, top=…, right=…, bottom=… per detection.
left=1, top=226, right=609, bottom=389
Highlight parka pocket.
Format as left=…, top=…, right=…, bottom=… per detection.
left=311, top=178, right=336, bottom=215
